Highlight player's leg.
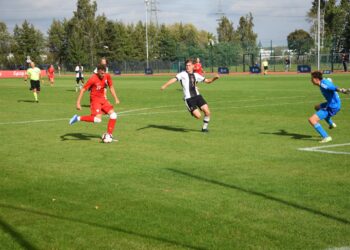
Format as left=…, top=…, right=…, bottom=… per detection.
left=33, top=81, right=40, bottom=102
left=185, top=98, right=201, bottom=119
left=106, top=109, right=117, bottom=135
left=102, top=100, right=117, bottom=136
left=197, top=96, right=210, bottom=132
left=75, top=78, right=79, bottom=92
left=70, top=102, right=103, bottom=125
left=200, top=104, right=211, bottom=132
left=308, top=110, right=331, bottom=142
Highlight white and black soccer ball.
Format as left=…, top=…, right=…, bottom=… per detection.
left=326, top=77, right=333, bottom=82
left=101, top=133, right=113, bottom=143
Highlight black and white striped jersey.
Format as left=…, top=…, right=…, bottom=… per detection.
left=175, top=71, right=205, bottom=99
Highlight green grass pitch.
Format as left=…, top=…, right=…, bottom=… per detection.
left=0, top=73, right=349, bottom=249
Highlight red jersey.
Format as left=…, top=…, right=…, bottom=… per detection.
left=83, top=73, right=113, bottom=100
left=193, top=63, right=204, bottom=76
left=48, top=66, right=54, bottom=76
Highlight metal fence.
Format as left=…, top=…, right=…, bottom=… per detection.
left=2, top=52, right=349, bottom=74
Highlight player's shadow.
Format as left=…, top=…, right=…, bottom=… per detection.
left=17, top=99, right=36, bottom=103
left=60, top=133, right=100, bottom=141
left=0, top=216, right=39, bottom=250
left=166, top=168, right=350, bottom=225
left=260, top=129, right=317, bottom=141
left=0, top=203, right=204, bottom=250
left=137, top=124, right=199, bottom=133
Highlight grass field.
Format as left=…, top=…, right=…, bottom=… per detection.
left=0, top=73, right=349, bottom=250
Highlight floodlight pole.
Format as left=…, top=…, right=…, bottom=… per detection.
left=317, top=0, right=321, bottom=70
left=145, top=0, right=150, bottom=69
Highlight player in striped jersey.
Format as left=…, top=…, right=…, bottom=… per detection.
left=161, top=59, right=219, bottom=132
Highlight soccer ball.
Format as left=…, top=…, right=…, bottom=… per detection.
left=101, top=133, right=113, bottom=143
left=326, top=78, right=333, bottom=82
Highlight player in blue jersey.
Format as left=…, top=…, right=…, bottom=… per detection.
left=308, top=71, right=349, bottom=143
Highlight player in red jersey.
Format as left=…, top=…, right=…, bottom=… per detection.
left=47, top=64, right=55, bottom=86
left=69, top=64, right=120, bottom=141
left=193, top=58, right=204, bottom=76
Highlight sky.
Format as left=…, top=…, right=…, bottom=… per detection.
left=0, top=0, right=312, bottom=46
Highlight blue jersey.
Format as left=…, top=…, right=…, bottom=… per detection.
left=320, top=79, right=341, bottom=109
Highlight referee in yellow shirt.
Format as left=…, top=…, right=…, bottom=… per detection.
left=24, top=62, right=42, bottom=102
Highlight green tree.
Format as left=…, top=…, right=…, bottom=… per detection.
left=157, top=24, right=176, bottom=61
left=216, top=16, right=238, bottom=43
left=47, top=19, right=67, bottom=65
left=236, top=13, right=258, bottom=53
left=0, top=22, right=13, bottom=68
left=307, top=0, right=349, bottom=51
left=287, top=29, right=313, bottom=56
left=340, top=0, right=350, bottom=51
left=13, top=20, right=45, bottom=65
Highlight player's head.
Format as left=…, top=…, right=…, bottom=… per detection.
left=96, top=63, right=106, bottom=79
left=100, top=57, right=107, bottom=66
left=311, top=71, right=323, bottom=85
left=30, top=62, right=35, bottom=68
left=196, top=58, right=200, bottom=63
left=185, top=59, right=194, bottom=73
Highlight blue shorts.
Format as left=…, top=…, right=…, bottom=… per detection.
left=316, top=102, right=340, bottom=120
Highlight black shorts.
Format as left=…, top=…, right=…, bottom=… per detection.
left=76, top=77, right=84, bottom=83
left=30, top=80, right=40, bottom=91
left=185, top=95, right=207, bottom=113
left=264, top=66, right=268, bottom=70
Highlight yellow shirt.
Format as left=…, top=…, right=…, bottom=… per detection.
left=262, top=61, right=268, bottom=67
left=27, top=67, right=41, bottom=81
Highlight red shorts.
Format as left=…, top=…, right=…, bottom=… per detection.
left=90, top=98, right=113, bottom=116
left=48, top=75, right=54, bottom=81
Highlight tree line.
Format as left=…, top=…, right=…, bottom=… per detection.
left=0, top=0, right=349, bottom=71
left=0, top=0, right=258, bottom=70
left=288, top=0, right=350, bottom=56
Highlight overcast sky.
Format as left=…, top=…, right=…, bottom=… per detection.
left=0, top=0, right=312, bottom=46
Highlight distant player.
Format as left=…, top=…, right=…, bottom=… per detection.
left=308, top=71, right=349, bottom=143
left=193, top=57, right=204, bottom=76
left=262, top=59, right=268, bottom=75
left=47, top=64, right=55, bottom=86
left=75, top=63, right=84, bottom=92
left=24, top=61, right=42, bottom=103
left=161, top=59, right=219, bottom=132
left=69, top=64, right=120, bottom=141
left=94, top=57, right=109, bottom=73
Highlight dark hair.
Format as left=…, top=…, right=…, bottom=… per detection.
left=185, top=59, right=194, bottom=65
left=97, top=64, right=106, bottom=71
left=311, top=71, right=323, bottom=80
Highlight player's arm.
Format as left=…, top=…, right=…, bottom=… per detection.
left=337, top=87, right=350, bottom=94
left=76, top=88, right=86, bottom=110
left=204, top=74, right=220, bottom=84
left=109, top=85, right=120, bottom=104
left=24, top=70, right=29, bottom=82
left=161, top=77, right=177, bottom=90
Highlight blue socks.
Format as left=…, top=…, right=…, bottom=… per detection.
left=314, top=123, right=328, bottom=138
left=325, top=117, right=333, bottom=126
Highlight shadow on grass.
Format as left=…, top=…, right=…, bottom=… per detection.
left=260, top=129, right=317, bottom=141
left=137, top=124, right=199, bottom=133
left=0, top=216, right=39, bottom=250
left=60, top=133, right=101, bottom=141
left=166, top=168, right=350, bottom=225
left=17, top=100, right=36, bottom=103
left=0, top=203, right=205, bottom=250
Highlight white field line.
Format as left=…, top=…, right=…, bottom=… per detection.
left=0, top=96, right=334, bottom=126
left=298, top=143, right=350, bottom=155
